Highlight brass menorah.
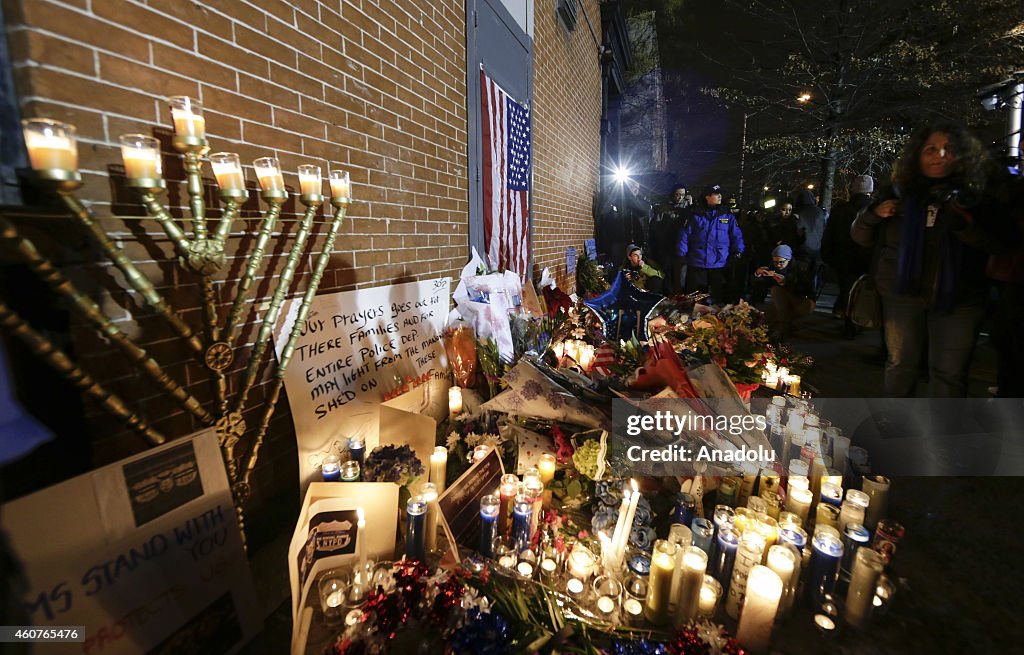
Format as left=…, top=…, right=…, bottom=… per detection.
left=4, top=96, right=352, bottom=527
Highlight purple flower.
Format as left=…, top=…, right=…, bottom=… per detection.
left=520, top=380, right=544, bottom=400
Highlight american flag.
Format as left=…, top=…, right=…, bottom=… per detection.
left=481, top=70, right=531, bottom=281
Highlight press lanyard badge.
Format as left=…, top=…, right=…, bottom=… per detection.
left=926, top=204, right=939, bottom=228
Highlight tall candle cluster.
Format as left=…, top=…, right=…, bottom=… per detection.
left=21, top=97, right=354, bottom=204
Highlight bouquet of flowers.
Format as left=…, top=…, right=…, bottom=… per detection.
left=361, top=444, right=425, bottom=502
left=672, top=302, right=770, bottom=385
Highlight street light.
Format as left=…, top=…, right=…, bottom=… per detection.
left=978, top=72, right=1024, bottom=168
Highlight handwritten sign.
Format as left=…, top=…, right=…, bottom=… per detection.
left=566, top=246, right=577, bottom=274
left=437, top=448, right=505, bottom=562
left=274, top=279, right=450, bottom=491
left=0, top=430, right=260, bottom=654
left=585, top=238, right=597, bottom=259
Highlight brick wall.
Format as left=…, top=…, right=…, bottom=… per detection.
left=2, top=0, right=469, bottom=521
left=531, top=1, right=603, bottom=292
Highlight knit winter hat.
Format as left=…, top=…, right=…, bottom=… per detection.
left=626, top=243, right=642, bottom=256
left=851, top=175, right=874, bottom=194
left=772, top=244, right=793, bottom=260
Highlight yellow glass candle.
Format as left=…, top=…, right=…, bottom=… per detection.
left=736, top=565, right=783, bottom=652
left=329, top=169, right=351, bottom=201
left=816, top=503, right=840, bottom=530
left=22, top=119, right=78, bottom=172
left=167, top=96, right=205, bottom=138
left=448, top=385, right=463, bottom=415
left=253, top=156, right=285, bottom=191
left=673, top=545, right=708, bottom=627
left=209, top=152, right=245, bottom=190
left=734, top=506, right=756, bottom=535
left=298, top=164, right=321, bottom=196
left=537, top=453, right=556, bottom=485
left=118, top=134, right=161, bottom=180
left=644, top=539, right=677, bottom=625
left=698, top=575, right=723, bottom=617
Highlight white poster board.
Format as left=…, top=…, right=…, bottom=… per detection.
left=0, top=429, right=261, bottom=654
left=275, top=279, right=450, bottom=492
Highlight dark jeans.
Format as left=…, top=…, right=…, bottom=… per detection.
left=881, top=295, right=985, bottom=397
left=767, top=285, right=815, bottom=338
left=685, top=267, right=727, bottom=303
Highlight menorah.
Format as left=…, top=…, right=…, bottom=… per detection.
left=4, top=96, right=353, bottom=529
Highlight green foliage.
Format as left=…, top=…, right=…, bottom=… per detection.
left=576, top=249, right=610, bottom=297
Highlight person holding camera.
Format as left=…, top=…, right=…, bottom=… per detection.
left=755, top=244, right=815, bottom=340
left=851, top=121, right=1010, bottom=397
left=623, top=244, right=664, bottom=293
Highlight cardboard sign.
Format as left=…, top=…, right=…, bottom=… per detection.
left=0, top=430, right=261, bottom=654
left=585, top=238, right=597, bottom=259
left=437, top=448, right=505, bottom=562
left=274, top=279, right=450, bottom=493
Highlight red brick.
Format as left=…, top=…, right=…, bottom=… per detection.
left=198, top=34, right=269, bottom=78
left=91, top=0, right=194, bottom=50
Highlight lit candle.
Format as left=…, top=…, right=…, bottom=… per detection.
left=698, top=575, right=723, bottom=617
left=22, top=118, right=78, bottom=172
left=537, top=453, right=556, bottom=485
left=747, top=495, right=768, bottom=517
left=778, top=526, right=808, bottom=555
left=777, top=511, right=801, bottom=530
left=814, top=611, right=837, bottom=637
left=596, top=594, right=617, bottom=619
left=329, top=169, right=351, bottom=202
left=421, top=482, right=439, bottom=553
left=733, top=506, right=756, bottom=535
left=643, top=539, right=677, bottom=625
left=516, top=561, right=534, bottom=579
left=712, top=526, right=739, bottom=586
left=623, top=597, right=644, bottom=625
left=566, top=577, right=585, bottom=599
left=320, top=576, right=345, bottom=612
left=498, top=474, right=518, bottom=538
left=356, top=507, right=367, bottom=578
left=736, top=565, right=783, bottom=652
left=253, top=156, right=285, bottom=191
left=344, top=609, right=364, bottom=626
left=725, top=533, right=766, bottom=620
left=838, top=500, right=866, bottom=533
left=321, top=453, right=341, bottom=481
left=566, top=544, right=597, bottom=580
left=340, top=460, right=360, bottom=482
left=861, top=475, right=890, bottom=530
left=297, top=164, right=321, bottom=196
left=498, top=554, right=516, bottom=570
left=511, top=497, right=532, bottom=552
left=613, top=480, right=641, bottom=564
left=348, top=435, right=365, bottom=466
left=717, top=476, right=739, bottom=506
left=766, top=545, right=797, bottom=618
left=673, top=545, right=708, bottom=627
left=668, top=523, right=693, bottom=609
left=405, top=496, right=426, bottom=560
left=430, top=446, right=448, bottom=496
left=523, top=476, right=544, bottom=538
left=815, top=503, right=840, bottom=531
left=806, top=530, right=843, bottom=608
left=167, top=96, right=205, bottom=138
left=841, top=522, right=871, bottom=577
left=209, top=152, right=245, bottom=190
left=820, top=481, right=844, bottom=508
left=540, top=557, right=558, bottom=581
left=472, top=444, right=490, bottom=462
left=691, top=517, right=714, bottom=556
left=608, top=486, right=632, bottom=570
left=674, top=491, right=697, bottom=527
left=479, top=494, right=499, bottom=559
left=576, top=343, right=596, bottom=372
left=845, top=547, right=884, bottom=628
left=119, top=134, right=162, bottom=180
left=786, top=487, right=813, bottom=526
left=448, top=385, right=464, bottom=415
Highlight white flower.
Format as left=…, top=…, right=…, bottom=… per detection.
left=446, top=432, right=461, bottom=449
left=483, top=434, right=502, bottom=449
left=464, top=432, right=482, bottom=447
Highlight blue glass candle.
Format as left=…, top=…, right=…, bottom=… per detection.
left=841, top=523, right=870, bottom=576
left=511, top=497, right=533, bottom=552
left=779, top=526, right=808, bottom=554
left=479, top=494, right=500, bottom=559
left=674, top=492, right=696, bottom=527
left=321, top=454, right=341, bottom=481
left=406, top=496, right=427, bottom=560
left=348, top=435, right=365, bottom=466
left=691, top=517, right=714, bottom=556
left=712, top=526, right=739, bottom=586
left=806, top=531, right=843, bottom=608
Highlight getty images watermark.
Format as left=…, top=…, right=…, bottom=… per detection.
left=623, top=410, right=772, bottom=464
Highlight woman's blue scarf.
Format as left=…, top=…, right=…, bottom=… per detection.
left=895, top=187, right=963, bottom=312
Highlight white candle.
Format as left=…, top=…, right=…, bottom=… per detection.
left=516, top=561, right=534, bottom=578
left=344, top=609, right=364, bottom=626
left=698, top=575, right=722, bottom=617
left=608, top=487, right=632, bottom=570
left=430, top=446, right=448, bottom=496
left=356, top=507, right=367, bottom=579
left=538, top=453, right=556, bottom=485
left=448, top=385, right=463, bottom=415
left=779, top=544, right=802, bottom=615
left=210, top=152, right=245, bottom=190
left=421, top=482, right=438, bottom=552
left=329, top=169, right=351, bottom=201
left=253, top=156, right=285, bottom=191
left=566, top=545, right=596, bottom=580
left=845, top=547, right=884, bottom=628
left=765, top=545, right=797, bottom=619
left=644, top=540, right=677, bottom=625
left=596, top=595, right=616, bottom=615
left=297, top=164, right=321, bottom=195
left=119, top=135, right=161, bottom=179
left=566, top=577, right=585, bottom=597
left=673, top=546, right=708, bottom=627
left=668, top=523, right=693, bottom=610
left=540, top=558, right=557, bottom=576
left=736, top=565, right=783, bottom=652
left=786, top=487, right=813, bottom=526
left=614, top=480, right=640, bottom=564
left=861, top=475, right=890, bottom=529
left=498, top=555, right=516, bottom=569
left=23, top=124, right=77, bottom=171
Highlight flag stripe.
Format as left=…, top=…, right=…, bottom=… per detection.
left=481, top=70, right=530, bottom=281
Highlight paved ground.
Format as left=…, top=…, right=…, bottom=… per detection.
left=240, top=290, right=1017, bottom=654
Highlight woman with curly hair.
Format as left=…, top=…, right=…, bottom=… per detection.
left=851, top=121, right=1009, bottom=397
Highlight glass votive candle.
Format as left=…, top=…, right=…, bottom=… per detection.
left=816, top=503, right=841, bottom=531
left=873, top=574, right=896, bottom=615
left=538, top=453, right=557, bottom=485
left=691, top=517, right=714, bottom=555
left=319, top=574, right=346, bottom=623
left=592, top=575, right=623, bottom=623
left=344, top=608, right=364, bottom=627
left=329, top=168, right=351, bottom=202
left=747, top=495, right=768, bottom=517
left=777, top=511, right=801, bottom=530
left=820, top=481, right=844, bottom=508
left=321, top=453, right=341, bottom=481
left=253, top=156, right=285, bottom=192
left=567, top=544, right=597, bottom=581
left=22, top=118, right=78, bottom=173
left=815, top=595, right=840, bottom=639
left=119, top=134, right=162, bottom=181
left=698, top=574, right=723, bottom=618
left=734, top=506, right=756, bottom=535
left=167, top=95, right=205, bottom=138
left=209, top=152, right=245, bottom=191
left=539, top=556, right=559, bottom=583
left=297, top=164, right=322, bottom=196
left=761, top=490, right=782, bottom=520
left=348, top=435, right=366, bottom=465
left=566, top=576, right=586, bottom=600
left=340, top=460, right=360, bottom=482
left=472, top=444, right=490, bottom=462
left=448, top=385, right=464, bottom=415
left=516, top=560, right=535, bottom=580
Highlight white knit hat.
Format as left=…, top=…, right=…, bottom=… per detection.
left=851, top=175, right=874, bottom=194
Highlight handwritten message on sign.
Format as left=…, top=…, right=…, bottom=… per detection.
left=274, top=279, right=450, bottom=489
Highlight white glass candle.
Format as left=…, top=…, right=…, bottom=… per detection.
left=698, top=575, right=723, bottom=617
left=22, top=119, right=78, bottom=172
left=253, top=156, right=285, bottom=191
left=538, top=453, right=556, bottom=485
left=329, top=169, right=351, bottom=201
left=839, top=500, right=866, bottom=533
left=726, top=533, right=767, bottom=619
left=356, top=507, right=367, bottom=577
left=209, top=152, right=245, bottom=190
left=832, top=434, right=851, bottom=474
left=448, top=385, right=463, bottom=415
left=765, top=545, right=797, bottom=618
left=845, top=547, right=885, bottom=628
left=566, top=544, right=597, bottom=580
left=673, top=545, right=708, bottom=627
left=168, top=96, right=205, bottom=138
left=297, top=164, right=321, bottom=195
left=420, top=482, right=439, bottom=552
left=644, top=539, right=677, bottom=625
left=429, top=446, right=448, bottom=496
left=736, top=565, right=784, bottom=652
left=119, top=134, right=161, bottom=180
left=786, top=487, right=813, bottom=526
left=861, top=475, right=890, bottom=529
left=516, top=561, right=534, bottom=579
left=668, top=523, right=693, bottom=610
left=566, top=577, right=585, bottom=598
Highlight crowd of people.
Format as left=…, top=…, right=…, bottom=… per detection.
left=596, top=120, right=1024, bottom=399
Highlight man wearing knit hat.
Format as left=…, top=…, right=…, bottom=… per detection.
left=822, top=175, right=874, bottom=338
left=755, top=244, right=816, bottom=339
left=677, top=183, right=744, bottom=302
